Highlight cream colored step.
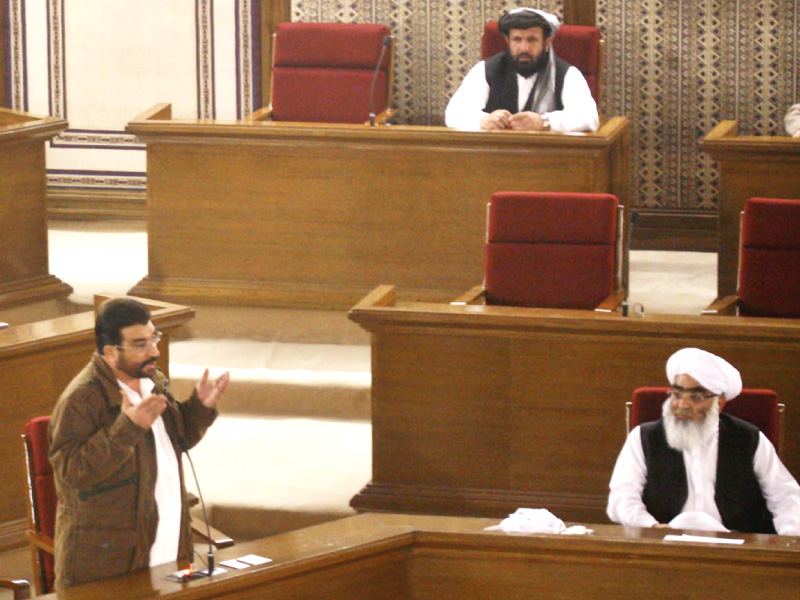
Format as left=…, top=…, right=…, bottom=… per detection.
left=184, top=415, right=371, bottom=541
left=167, top=339, right=372, bottom=419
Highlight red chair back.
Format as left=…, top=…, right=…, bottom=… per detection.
left=738, top=197, right=800, bottom=317
left=481, top=21, right=602, bottom=103
left=271, top=22, right=392, bottom=123
left=23, top=416, right=56, bottom=594
left=629, top=387, right=782, bottom=452
left=484, top=192, right=618, bottom=308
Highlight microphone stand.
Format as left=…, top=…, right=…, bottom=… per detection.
left=158, top=377, right=217, bottom=579
left=368, top=35, right=392, bottom=126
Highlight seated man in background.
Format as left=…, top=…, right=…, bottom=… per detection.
left=607, top=347, right=800, bottom=534
left=786, top=103, right=800, bottom=137
left=49, top=298, right=230, bottom=589
left=445, top=8, right=598, bottom=132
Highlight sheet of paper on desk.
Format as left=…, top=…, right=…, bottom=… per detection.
left=664, top=534, right=744, bottom=545
left=238, top=554, right=273, bottom=565
left=220, top=559, right=251, bottom=569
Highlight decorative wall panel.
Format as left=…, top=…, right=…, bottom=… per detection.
left=598, top=0, right=799, bottom=212
left=4, top=1, right=798, bottom=215
left=294, top=0, right=799, bottom=215
left=4, top=0, right=259, bottom=194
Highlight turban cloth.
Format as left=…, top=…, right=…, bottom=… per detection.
left=666, top=348, right=742, bottom=400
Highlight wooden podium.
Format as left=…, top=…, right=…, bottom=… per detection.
left=699, top=121, right=800, bottom=297
left=126, top=105, right=630, bottom=310
left=0, top=296, right=194, bottom=549
left=0, top=108, right=72, bottom=309
left=348, top=285, right=800, bottom=523
left=34, top=513, right=800, bottom=599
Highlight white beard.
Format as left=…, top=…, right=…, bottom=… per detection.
left=662, top=397, right=720, bottom=452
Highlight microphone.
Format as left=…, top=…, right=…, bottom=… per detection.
left=621, top=211, right=639, bottom=317
left=156, top=377, right=216, bottom=578
left=368, top=35, right=392, bottom=126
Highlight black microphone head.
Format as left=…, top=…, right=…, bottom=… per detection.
left=382, top=34, right=391, bottom=47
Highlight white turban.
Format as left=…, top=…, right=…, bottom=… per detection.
left=666, top=348, right=742, bottom=400
left=503, top=8, right=561, bottom=35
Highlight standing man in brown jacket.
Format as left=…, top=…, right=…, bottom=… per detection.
left=49, top=298, right=230, bottom=589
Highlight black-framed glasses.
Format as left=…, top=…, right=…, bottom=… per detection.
left=116, top=331, right=162, bottom=353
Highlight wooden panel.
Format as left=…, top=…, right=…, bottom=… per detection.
left=126, top=109, right=630, bottom=310
left=0, top=296, right=195, bottom=547
left=699, top=121, right=800, bottom=297
left=259, top=0, right=292, bottom=107
left=0, top=108, right=72, bottom=309
left=349, top=286, right=800, bottom=522
left=32, top=514, right=800, bottom=600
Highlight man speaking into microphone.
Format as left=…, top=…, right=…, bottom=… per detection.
left=49, top=297, right=230, bottom=589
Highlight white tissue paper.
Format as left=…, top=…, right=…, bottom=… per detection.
left=484, top=508, right=594, bottom=535
left=667, top=511, right=730, bottom=533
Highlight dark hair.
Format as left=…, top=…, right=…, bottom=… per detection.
left=95, top=298, right=151, bottom=353
left=498, top=10, right=553, bottom=38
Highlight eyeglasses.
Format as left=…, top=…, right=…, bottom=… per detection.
left=668, top=386, right=717, bottom=404
left=116, top=331, right=162, bottom=353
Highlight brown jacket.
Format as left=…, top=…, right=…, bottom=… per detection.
left=49, top=354, right=217, bottom=589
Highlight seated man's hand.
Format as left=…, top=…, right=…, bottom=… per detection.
left=794, top=129, right=800, bottom=138
left=122, top=391, right=167, bottom=430
left=509, top=111, right=545, bottom=131
left=480, top=109, right=512, bottom=130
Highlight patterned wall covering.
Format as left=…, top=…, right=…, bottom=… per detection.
left=294, top=0, right=799, bottom=214
left=4, top=0, right=259, bottom=193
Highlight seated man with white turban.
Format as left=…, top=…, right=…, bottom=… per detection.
left=607, top=347, right=800, bottom=534
left=445, top=8, right=599, bottom=132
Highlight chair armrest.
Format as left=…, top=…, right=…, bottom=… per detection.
left=248, top=106, right=273, bottom=121
left=702, top=295, right=739, bottom=316
left=451, top=285, right=486, bottom=305
left=0, top=577, right=31, bottom=600
left=595, top=289, right=626, bottom=313
left=191, top=515, right=235, bottom=549
left=25, top=531, right=54, bottom=555
left=186, top=492, right=234, bottom=549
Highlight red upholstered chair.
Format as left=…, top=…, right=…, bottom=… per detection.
left=704, top=197, right=800, bottom=318
left=453, top=191, right=625, bottom=311
left=22, top=416, right=56, bottom=595
left=481, top=21, right=604, bottom=107
left=626, top=387, right=785, bottom=455
left=253, top=22, right=396, bottom=124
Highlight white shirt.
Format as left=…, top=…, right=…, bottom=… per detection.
left=445, top=59, right=599, bottom=133
left=607, top=421, right=800, bottom=535
left=120, top=379, right=182, bottom=566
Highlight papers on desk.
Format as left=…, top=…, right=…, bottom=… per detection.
left=664, top=534, right=744, bottom=545
left=485, top=508, right=594, bottom=535
left=220, top=554, right=273, bottom=570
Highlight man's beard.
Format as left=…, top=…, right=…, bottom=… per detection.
left=117, top=354, right=158, bottom=380
left=512, top=49, right=549, bottom=78
left=662, top=397, right=720, bottom=452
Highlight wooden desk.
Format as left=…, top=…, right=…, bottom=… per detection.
left=0, top=296, right=194, bottom=549
left=0, top=108, right=72, bottom=309
left=126, top=105, right=630, bottom=310
left=348, top=285, right=800, bottom=523
left=699, top=121, right=800, bottom=297
left=38, top=513, right=800, bottom=599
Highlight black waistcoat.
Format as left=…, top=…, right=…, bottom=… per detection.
left=640, top=413, right=775, bottom=533
left=483, top=50, right=570, bottom=114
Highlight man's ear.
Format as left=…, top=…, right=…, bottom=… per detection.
left=717, top=395, right=727, bottom=412
left=102, top=344, right=118, bottom=365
